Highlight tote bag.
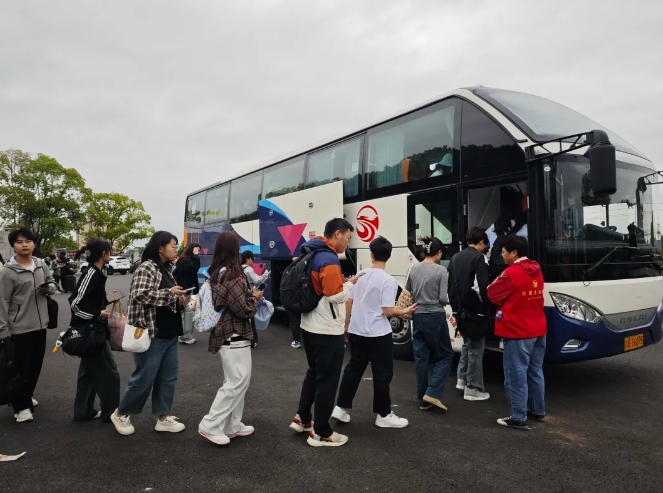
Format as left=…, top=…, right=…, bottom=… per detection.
left=108, top=301, right=127, bottom=352
left=395, top=266, right=415, bottom=320
left=121, top=323, right=151, bottom=353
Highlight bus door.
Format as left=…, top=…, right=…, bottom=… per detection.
left=258, top=180, right=344, bottom=309
left=407, top=186, right=462, bottom=351
left=460, top=178, right=528, bottom=350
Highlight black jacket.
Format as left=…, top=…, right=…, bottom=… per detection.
left=174, top=255, right=200, bottom=294
left=447, top=247, right=491, bottom=316
left=69, top=265, right=109, bottom=327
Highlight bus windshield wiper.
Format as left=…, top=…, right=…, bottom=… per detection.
left=583, top=246, right=636, bottom=282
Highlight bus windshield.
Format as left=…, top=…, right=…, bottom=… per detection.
left=474, top=87, right=646, bottom=160
left=540, top=155, right=662, bottom=281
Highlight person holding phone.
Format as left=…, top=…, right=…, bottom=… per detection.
left=241, top=251, right=270, bottom=348
left=199, top=232, right=262, bottom=446
left=111, top=231, right=188, bottom=437
left=174, top=243, right=201, bottom=345
left=70, top=239, right=121, bottom=423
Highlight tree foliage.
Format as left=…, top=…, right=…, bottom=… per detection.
left=83, top=192, right=155, bottom=252
left=0, top=150, right=87, bottom=254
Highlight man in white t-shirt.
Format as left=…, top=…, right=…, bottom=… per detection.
left=332, top=236, right=417, bottom=429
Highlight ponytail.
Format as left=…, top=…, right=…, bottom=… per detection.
left=75, top=238, right=111, bottom=265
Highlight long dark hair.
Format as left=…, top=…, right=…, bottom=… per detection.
left=420, top=236, right=444, bottom=258
left=75, top=238, right=111, bottom=265
left=180, top=243, right=201, bottom=261
left=208, top=232, right=243, bottom=282
left=142, top=231, right=178, bottom=267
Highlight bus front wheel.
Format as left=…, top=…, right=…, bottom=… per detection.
left=391, top=317, right=413, bottom=361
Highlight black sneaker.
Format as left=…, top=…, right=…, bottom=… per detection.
left=497, top=416, right=529, bottom=430
left=527, top=412, right=546, bottom=423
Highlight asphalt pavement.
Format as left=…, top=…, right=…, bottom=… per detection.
left=2, top=273, right=663, bottom=493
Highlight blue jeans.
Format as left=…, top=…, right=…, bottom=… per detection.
left=412, top=312, right=454, bottom=405
left=118, top=337, right=179, bottom=416
left=503, top=336, right=546, bottom=423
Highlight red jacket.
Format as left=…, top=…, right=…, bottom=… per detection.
left=487, top=258, right=547, bottom=339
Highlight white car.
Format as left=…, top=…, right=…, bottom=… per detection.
left=79, top=256, right=131, bottom=276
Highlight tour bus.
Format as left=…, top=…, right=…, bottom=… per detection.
left=183, top=86, right=663, bottom=363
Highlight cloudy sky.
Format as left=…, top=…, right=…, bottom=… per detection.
left=1, top=0, right=662, bottom=241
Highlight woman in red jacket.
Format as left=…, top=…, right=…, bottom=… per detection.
left=487, top=235, right=546, bottom=430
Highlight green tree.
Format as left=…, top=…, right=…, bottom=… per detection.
left=0, top=150, right=87, bottom=255
left=83, top=192, right=155, bottom=252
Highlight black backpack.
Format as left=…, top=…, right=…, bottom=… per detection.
left=280, top=246, right=333, bottom=314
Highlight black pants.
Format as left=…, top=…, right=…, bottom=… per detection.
left=251, top=318, right=259, bottom=344
left=288, top=312, right=301, bottom=343
left=10, top=329, right=47, bottom=413
left=337, top=333, right=394, bottom=417
left=296, top=329, right=344, bottom=438
left=74, top=342, right=120, bottom=422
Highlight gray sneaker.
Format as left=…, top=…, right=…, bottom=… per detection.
left=464, top=387, right=490, bottom=401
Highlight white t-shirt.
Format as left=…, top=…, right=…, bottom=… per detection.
left=348, top=268, right=398, bottom=338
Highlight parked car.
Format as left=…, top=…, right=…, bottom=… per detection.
left=107, top=256, right=132, bottom=275
left=130, top=259, right=140, bottom=273
left=79, top=261, right=108, bottom=276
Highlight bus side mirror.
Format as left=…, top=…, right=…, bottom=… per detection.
left=585, top=129, right=616, bottom=196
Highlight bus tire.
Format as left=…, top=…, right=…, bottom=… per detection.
left=391, top=316, right=414, bottom=361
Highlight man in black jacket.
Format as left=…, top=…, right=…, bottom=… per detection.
left=448, top=227, right=491, bottom=402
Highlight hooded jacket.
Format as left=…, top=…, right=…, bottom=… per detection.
left=487, top=257, right=547, bottom=339
left=0, top=257, right=57, bottom=339
left=299, top=237, right=353, bottom=336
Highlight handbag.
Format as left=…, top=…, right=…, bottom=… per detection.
left=395, top=266, right=415, bottom=320
left=121, top=323, right=151, bottom=353
left=61, top=321, right=107, bottom=358
left=450, top=259, right=489, bottom=340
left=254, top=298, right=274, bottom=331
left=108, top=301, right=127, bottom=352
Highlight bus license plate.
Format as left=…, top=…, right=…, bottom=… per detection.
left=624, top=334, right=644, bottom=352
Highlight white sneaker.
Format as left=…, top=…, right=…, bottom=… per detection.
left=331, top=406, right=351, bottom=423
left=375, top=412, right=409, bottom=429
left=456, top=379, right=466, bottom=390
left=111, top=410, right=135, bottom=436
left=291, top=341, right=302, bottom=349
left=289, top=414, right=313, bottom=433
left=155, top=415, right=186, bottom=433
left=226, top=424, right=255, bottom=438
left=15, top=409, right=34, bottom=423
left=94, top=411, right=102, bottom=419
left=32, top=397, right=39, bottom=407
left=307, top=431, right=349, bottom=447
left=178, top=336, right=195, bottom=345
left=199, top=427, right=230, bottom=445
left=464, top=388, right=491, bottom=401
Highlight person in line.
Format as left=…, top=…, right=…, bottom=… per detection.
left=174, top=242, right=201, bottom=345
left=111, top=231, right=188, bottom=436
left=0, top=228, right=57, bottom=423
left=199, top=232, right=262, bottom=446
left=57, top=252, right=76, bottom=292
left=50, top=254, right=61, bottom=290
left=289, top=218, right=359, bottom=448
left=487, top=235, right=547, bottom=430
left=332, top=236, right=415, bottom=429
left=406, top=236, right=453, bottom=412
left=287, top=256, right=302, bottom=349
left=240, top=251, right=270, bottom=348
left=70, top=239, right=121, bottom=423
left=448, top=227, right=491, bottom=401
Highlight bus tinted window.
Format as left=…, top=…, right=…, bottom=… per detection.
left=460, top=101, right=525, bottom=180
left=263, top=158, right=305, bottom=199
left=229, top=172, right=263, bottom=222
left=204, top=184, right=230, bottom=224
left=367, top=103, right=456, bottom=190
left=307, top=138, right=360, bottom=197
left=185, top=192, right=205, bottom=227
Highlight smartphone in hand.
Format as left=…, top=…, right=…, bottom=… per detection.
left=106, top=290, right=124, bottom=303
left=257, top=282, right=266, bottom=291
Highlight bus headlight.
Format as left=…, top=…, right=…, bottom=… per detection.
left=550, top=293, right=602, bottom=324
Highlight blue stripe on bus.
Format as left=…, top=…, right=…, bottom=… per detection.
left=258, top=199, right=289, bottom=222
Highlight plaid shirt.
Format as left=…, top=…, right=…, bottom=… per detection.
left=208, top=273, right=259, bottom=354
left=127, top=260, right=179, bottom=338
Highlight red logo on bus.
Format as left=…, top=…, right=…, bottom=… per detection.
left=356, top=205, right=379, bottom=243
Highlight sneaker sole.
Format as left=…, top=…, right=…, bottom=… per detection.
left=306, top=436, right=348, bottom=447
left=226, top=428, right=254, bottom=438
left=155, top=424, right=186, bottom=433
left=15, top=417, right=34, bottom=423
left=199, top=428, right=230, bottom=445
left=464, top=395, right=490, bottom=402
left=456, top=385, right=466, bottom=390
left=331, top=415, right=351, bottom=424
left=375, top=421, right=409, bottom=429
